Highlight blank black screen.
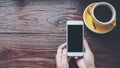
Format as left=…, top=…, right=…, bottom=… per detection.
left=68, top=25, right=83, bottom=52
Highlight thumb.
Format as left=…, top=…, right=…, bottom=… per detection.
left=84, top=39, right=92, bottom=53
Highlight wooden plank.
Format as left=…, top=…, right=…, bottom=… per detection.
left=0, top=0, right=82, bottom=34
left=0, top=43, right=120, bottom=68
left=0, top=46, right=56, bottom=68
left=0, top=32, right=120, bottom=68
left=0, top=33, right=65, bottom=49
left=0, top=33, right=65, bottom=68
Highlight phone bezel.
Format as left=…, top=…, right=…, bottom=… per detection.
left=66, top=21, right=84, bottom=56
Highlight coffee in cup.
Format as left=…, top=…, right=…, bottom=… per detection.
left=92, top=2, right=116, bottom=25
left=83, top=2, right=116, bottom=34
left=94, top=5, right=112, bottom=22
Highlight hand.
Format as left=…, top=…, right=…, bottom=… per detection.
left=56, top=43, right=69, bottom=68
left=75, top=39, right=96, bottom=68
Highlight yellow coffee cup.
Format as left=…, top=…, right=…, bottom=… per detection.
left=83, top=2, right=116, bottom=34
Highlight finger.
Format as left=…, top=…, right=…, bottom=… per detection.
left=75, top=56, right=78, bottom=59
left=62, top=49, right=67, bottom=62
left=74, top=56, right=83, bottom=60
left=56, top=43, right=66, bottom=56
left=75, top=58, right=86, bottom=68
left=56, top=43, right=66, bottom=63
left=56, top=46, right=62, bottom=58
left=84, top=39, right=92, bottom=53
left=74, top=57, right=82, bottom=62
left=74, top=57, right=86, bottom=68
left=56, top=49, right=62, bottom=63
left=59, top=43, right=67, bottom=49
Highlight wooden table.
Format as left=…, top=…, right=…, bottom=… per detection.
left=0, top=0, right=120, bottom=68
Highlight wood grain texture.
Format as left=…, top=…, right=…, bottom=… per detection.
left=0, top=0, right=82, bottom=34
left=0, top=0, right=75, bottom=68
left=0, top=34, right=65, bottom=49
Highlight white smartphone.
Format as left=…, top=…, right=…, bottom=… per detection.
left=66, top=21, right=84, bottom=56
